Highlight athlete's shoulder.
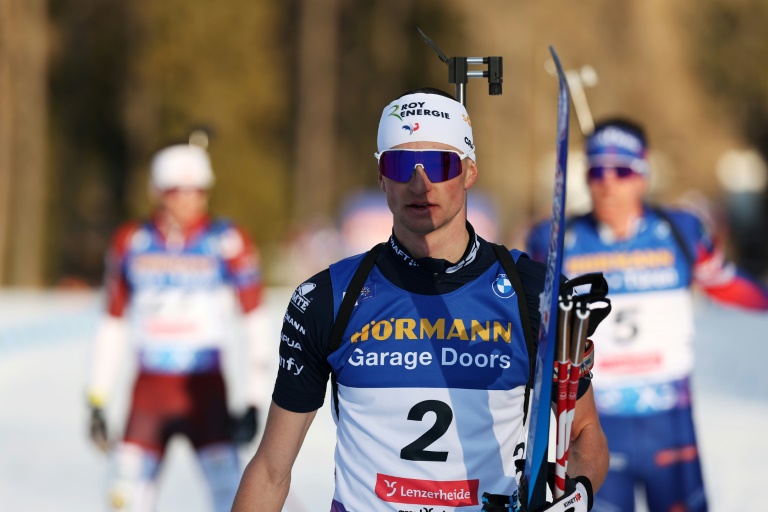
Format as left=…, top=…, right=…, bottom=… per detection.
left=648, top=205, right=703, bottom=230
left=563, top=212, right=596, bottom=232
left=647, top=204, right=710, bottom=248
left=523, top=217, right=551, bottom=261
left=207, top=217, right=249, bottom=240
left=514, top=252, right=547, bottom=288
left=525, top=212, right=593, bottom=262
left=207, top=219, right=260, bottom=261
left=329, top=250, right=371, bottom=271
left=527, top=216, right=551, bottom=240
left=287, top=267, right=334, bottom=319
left=109, top=220, right=149, bottom=255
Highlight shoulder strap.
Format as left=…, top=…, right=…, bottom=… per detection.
left=491, top=244, right=537, bottom=425
left=648, top=206, right=695, bottom=267
left=329, top=243, right=385, bottom=418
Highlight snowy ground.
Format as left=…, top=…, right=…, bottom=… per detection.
left=0, top=289, right=766, bottom=511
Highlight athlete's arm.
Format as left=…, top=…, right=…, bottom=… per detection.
left=232, top=271, right=334, bottom=509
left=670, top=210, right=768, bottom=310
left=565, top=386, right=608, bottom=491
left=222, top=224, right=264, bottom=314
left=693, top=243, right=768, bottom=311
left=221, top=224, right=270, bottom=407
left=87, top=224, right=134, bottom=406
left=232, top=402, right=317, bottom=512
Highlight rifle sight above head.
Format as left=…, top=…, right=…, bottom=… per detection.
left=416, top=27, right=503, bottom=106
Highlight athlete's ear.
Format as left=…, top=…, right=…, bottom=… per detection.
left=378, top=172, right=386, bottom=193
left=464, top=159, right=478, bottom=190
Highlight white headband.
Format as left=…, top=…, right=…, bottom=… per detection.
left=377, top=92, right=475, bottom=160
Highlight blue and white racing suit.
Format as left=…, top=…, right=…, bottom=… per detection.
left=527, top=206, right=768, bottom=512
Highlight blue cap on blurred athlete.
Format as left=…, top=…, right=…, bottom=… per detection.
left=585, top=118, right=649, bottom=176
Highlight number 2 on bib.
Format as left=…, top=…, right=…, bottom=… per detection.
left=400, top=400, right=453, bottom=462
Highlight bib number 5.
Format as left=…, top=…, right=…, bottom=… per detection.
left=614, top=307, right=640, bottom=344
left=400, top=400, right=453, bottom=462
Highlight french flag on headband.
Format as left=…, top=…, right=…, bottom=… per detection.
left=377, top=92, right=476, bottom=161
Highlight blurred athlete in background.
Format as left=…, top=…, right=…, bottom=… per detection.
left=86, top=139, right=270, bottom=512
left=526, top=118, right=768, bottom=512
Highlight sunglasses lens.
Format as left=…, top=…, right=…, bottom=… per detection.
left=587, top=166, right=637, bottom=181
left=379, top=151, right=463, bottom=183
left=587, top=167, right=605, bottom=180
left=378, top=152, right=415, bottom=182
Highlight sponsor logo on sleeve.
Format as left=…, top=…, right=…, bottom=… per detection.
left=278, top=355, right=304, bottom=376
left=281, top=333, right=302, bottom=351
left=290, top=282, right=316, bottom=313
left=283, top=312, right=306, bottom=334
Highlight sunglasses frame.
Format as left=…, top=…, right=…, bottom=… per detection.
left=586, top=166, right=642, bottom=181
left=374, top=148, right=472, bottom=184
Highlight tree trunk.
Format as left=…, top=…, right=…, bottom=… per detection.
left=0, top=0, right=48, bottom=286
left=292, top=0, right=341, bottom=223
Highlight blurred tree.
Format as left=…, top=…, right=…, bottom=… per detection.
left=0, top=0, right=48, bottom=286
left=691, top=0, right=768, bottom=155
left=292, top=0, right=341, bottom=223
left=123, top=0, right=292, bottom=245
left=48, top=0, right=293, bottom=285
left=333, top=1, right=463, bottom=201
left=291, top=0, right=463, bottom=221
left=45, top=0, right=460, bottom=286
left=689, top=0, right=768, bottom=276
left=48, top=0, right=131, bottom=286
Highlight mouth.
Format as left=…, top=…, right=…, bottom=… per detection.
left=407, top=201, right=436, bottom=211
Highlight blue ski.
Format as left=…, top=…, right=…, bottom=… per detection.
left=521, top=46, right=571, bottom=511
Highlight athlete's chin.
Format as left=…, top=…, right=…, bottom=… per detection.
left=593, top=201, right=625, bottom=217
left=399, top=217, right=439, bottom=235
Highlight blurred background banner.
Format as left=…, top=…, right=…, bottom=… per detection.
left=1, top=0, right=768, bottom=287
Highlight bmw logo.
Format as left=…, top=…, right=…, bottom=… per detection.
left=493, top=274, right=515, bottom=299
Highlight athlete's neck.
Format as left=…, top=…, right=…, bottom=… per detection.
left=393, top=218, right=470, bottom=263
left=154, top=212, right=208, bottom=244
left=594, top=203, right=644, bottom=240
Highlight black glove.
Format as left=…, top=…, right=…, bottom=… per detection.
left=482, top=461, right=593, bottom=512
left=89, top=406, right=110, bottom=453
left=535, top=475, right=592, bottom=512
left=231, top=406, right=259, bottom=444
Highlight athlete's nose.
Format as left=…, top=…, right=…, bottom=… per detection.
left=408, top=165, right=433, bottom=192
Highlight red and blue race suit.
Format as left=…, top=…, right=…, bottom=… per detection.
left=104, top=216, right=263, bottom=452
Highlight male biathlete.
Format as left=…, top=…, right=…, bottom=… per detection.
left=232, top=88, right=610, bottom=512
left=526, top=118, right=768, bottom=512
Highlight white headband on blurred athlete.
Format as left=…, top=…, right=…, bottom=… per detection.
left=377, top=92, right=476, bottom=160
left=150, top=144, right=215, bottom=191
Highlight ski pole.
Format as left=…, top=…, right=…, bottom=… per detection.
left=554, top=290, right=574, bottom=499
left=553, top=297, right=590, bottom=498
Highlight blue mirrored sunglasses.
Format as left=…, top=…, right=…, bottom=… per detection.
left=587, top=166, right=639, bottom=181
left=374, top=149, right=469, bottom=183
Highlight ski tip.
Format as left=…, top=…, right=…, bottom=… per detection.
left=548, top=46, right=563, bottom=71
